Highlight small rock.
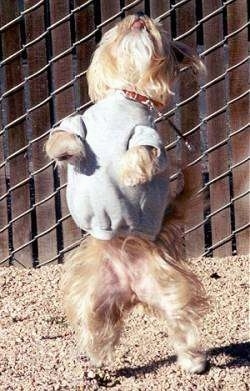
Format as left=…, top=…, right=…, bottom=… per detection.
left=86, top=370, right=96, bottom=379
left=210, top=272, right=221, bottom=279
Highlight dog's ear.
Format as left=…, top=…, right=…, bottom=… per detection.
left=170, top=40, right=205, bottom=74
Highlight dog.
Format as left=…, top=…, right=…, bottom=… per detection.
left=45, top=13, right=208, bottom=373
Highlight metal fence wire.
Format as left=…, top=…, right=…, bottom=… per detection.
left=0, top=0, right=249, bottom=267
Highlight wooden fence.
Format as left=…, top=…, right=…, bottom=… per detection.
left=0, top=0, right=249, bottom=267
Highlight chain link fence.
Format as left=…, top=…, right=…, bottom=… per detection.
left=0, top=0, right=249, bottom=267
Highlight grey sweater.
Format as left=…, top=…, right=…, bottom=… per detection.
left=54, top=91, right=170, bottom=240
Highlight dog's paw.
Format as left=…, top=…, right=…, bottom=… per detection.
left=121, top=171, right=149, bottom=187
left=45, top=131, right=84, bottom=163
left=177, top=352, right=207, bottom=374
left=119, top=146, right=158, bottom=187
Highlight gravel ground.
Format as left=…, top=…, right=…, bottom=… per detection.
left=0, top=256, right=249, bottom=391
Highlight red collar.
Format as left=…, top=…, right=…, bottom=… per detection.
left=122, top=90, right=193, bottom=151
left=122, top=90, right=163, bottom=112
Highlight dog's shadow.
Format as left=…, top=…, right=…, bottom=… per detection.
left=208, top=341, right=250, bottom=369
left=115, top=342, right=250, bottom=378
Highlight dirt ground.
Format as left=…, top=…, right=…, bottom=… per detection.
left=0, top=256, right=249, bottom=391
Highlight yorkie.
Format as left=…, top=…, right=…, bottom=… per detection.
left=46, top=13, right=208, bottom=373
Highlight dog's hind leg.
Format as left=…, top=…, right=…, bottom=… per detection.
left=126, top=238, right=208, bottom=373
left=61, top=237, right=136, bottom=365
left=154, top=267, right=208, bottom=374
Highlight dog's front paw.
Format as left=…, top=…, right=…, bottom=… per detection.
left=45, top=131, right=84, bottom=163
left=119, top=146, right=158, bottom=187
left=121, top=170, right=149, bottom=186
left=177, top=351, right=207, bottom=374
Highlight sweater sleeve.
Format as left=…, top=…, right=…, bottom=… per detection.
left=50, top=115, right=86, bottom=140
left=128, top=125, right=163, bottom=150
left=128, top=125, right=168, bottom=172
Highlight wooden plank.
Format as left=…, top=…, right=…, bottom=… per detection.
left=149, top=1, right=179, bottom=186
left=227, top=0, right=249, bottom=254
left=124, top=0, right=145, bottom=15
left=24, top=0, right=57, bottom=265
left=1, top=1, right=32, bottom=267
left=74, top=0, right=95, bottom=109
left=49, top=0, right=81, bottom=260
left=101, top=0, right=121, bottom=32
left=0, top=94, right=9, bottom=264
left=202, top=0, right=231, bottom=256
left=150, top=0, right=171, bottom=29
left=50, top=1, right=75, bottom=121
left=176, top=0, right=205, bottom=257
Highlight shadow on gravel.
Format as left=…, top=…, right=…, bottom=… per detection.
left=115, top=356, right=176, bottom=378
left=208, top=342, right=250, bottom=369
left=115, top=342, right=249, bottom=379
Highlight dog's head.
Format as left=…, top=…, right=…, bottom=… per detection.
left=87, top=13, right=203, bottom=105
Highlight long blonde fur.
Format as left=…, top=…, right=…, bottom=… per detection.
left=45, top=130, right=84, bottom=165
left=56, top=14, right=208, bottom=373
left=119, top=145, right=159, bottom=186
left=87, top=15, right=203, bottom=105
left=62, top=212, right=208, bottom=367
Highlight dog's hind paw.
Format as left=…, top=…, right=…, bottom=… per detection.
left=177, top=352, right=207, bottom=374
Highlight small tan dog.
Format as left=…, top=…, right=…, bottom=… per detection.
left=46, top=13, right=208, bottom=373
